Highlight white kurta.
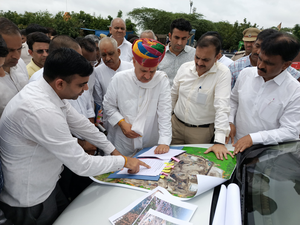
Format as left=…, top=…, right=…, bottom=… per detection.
left=118, top=38, right=133, bottom=62
left=68, top=90, right=95, bottom=119
left=103, top=68, right=172, bottom=156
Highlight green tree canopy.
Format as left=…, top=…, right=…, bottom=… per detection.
left=128, top=7, right=203, bottom=35
left=293, top=24, right=300, bottom=41
left=0, top=10, right=136, bottom=38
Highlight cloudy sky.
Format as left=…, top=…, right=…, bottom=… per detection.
left=1, top=0, right=299, bottom=30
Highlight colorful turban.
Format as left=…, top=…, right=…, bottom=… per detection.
left=132, top=38, right=166, bottom=67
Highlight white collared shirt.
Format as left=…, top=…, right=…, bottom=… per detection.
left=30, top=68, right=96, bottom=109
left=0, top=78, right=124, bottom=207
left=0, top=59, right=28, bottom=117
left=229, top=67, right=300, bottom=144
left=28, top=66, right=43, bottom=83
left=158, top=44, right=196, bottom=86
left=171, top=61, right=231, bottom=144
left=118, top=38, right=133, bottom=62
left=218, top=55, right=233, bottom=67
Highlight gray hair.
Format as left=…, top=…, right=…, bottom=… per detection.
left=109, top=18, right=126, bottom=30
left=140, top=30, right=156, bottom=39
left=85, top=34, right=100, bottom=44
left=99, top=37, right=118, bottom=49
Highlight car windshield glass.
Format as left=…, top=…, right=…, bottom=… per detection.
left=244, top=141, right=300, bottom=225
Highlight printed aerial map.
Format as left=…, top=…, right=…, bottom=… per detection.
left=93, top=147, right=236, bottom=198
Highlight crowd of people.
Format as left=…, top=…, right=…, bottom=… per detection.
left=0, top=16, right=300, bottom=224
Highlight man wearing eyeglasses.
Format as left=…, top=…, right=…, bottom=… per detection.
left=26, top=32, right=50, bottom=78
left=0, top=17, right=29, bottom=117
left=109, top=18, right=133, bottom=62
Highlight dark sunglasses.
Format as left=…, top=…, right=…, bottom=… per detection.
left=34, top=49, right=49, bottom=54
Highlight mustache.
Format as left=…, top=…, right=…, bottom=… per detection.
left=257, top=66, right=267, bottom=73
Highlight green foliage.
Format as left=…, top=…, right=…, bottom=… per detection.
left=214, top=21, right=236, bottom=50
left=128, top=7, right=203, bottom=35
left=193, top=19, right=216, bottom=41
left=1, top=9, right=295, bottom=50
left=117, top=10, right=123, bottom=18
left=0, top=10, right=136, bottom=38
left=293, top=24, right=300, bottom=41
left=128, top=8, right=264, bottom=50
left=214, top=18, right=259, bottom=51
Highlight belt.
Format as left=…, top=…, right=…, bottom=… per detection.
left=175, top=114, right=210, bottom=128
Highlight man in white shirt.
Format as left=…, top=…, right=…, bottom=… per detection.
left=171, top=35, right=233, bottom=160
left=0, top=17, right=29, bottom=117
left=93, top=37, right=133, bottom=128
left=103, top=38, right=172, bottom=156
left=229, top=32, right=300, bottom=155
left=109, top=18, right=133, bottom=62
left=200, top=31, right=233, bottom=67
left=0, top=48, right=149, bottom=224
left=158, top=18, right=196, bottom=86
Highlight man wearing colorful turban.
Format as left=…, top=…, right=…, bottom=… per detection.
left=103, top=38, right=172, bottom=156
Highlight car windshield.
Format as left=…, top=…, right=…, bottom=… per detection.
left=242, top=141, right=300, bottom=225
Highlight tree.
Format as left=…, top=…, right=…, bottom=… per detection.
left=53, top=11, right=80, bottom=38
left=117, top=10, right=123, bottom=18
left=293, top=24, right=300, bottom=41
left=193, top=19, right=216, bottom=41
left=128, top=7, right=203, bottom=35
left=214, top=21, right=236, bottom=50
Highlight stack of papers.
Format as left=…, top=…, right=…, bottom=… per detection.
left=108, top=146, right=186, bottom=180
left=109, top=187, right=197, bottom=225
left=117, top=159, right=169, bottom=176
left=137, top=146, right=185, bottom=160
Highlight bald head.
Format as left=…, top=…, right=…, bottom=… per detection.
left=110, top=18, right=126, bottom=29
left=109, top=18, right=126, bottom=44
left=99, top=37, right=118, bottom=49
left=49, top=35, right=82, bottom=55
left=99, top=37, right=120, bottom=71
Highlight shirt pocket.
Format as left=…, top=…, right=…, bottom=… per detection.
left=195, top=89, right=209, bottom=105
left=259, top=98, right=282, bottom=125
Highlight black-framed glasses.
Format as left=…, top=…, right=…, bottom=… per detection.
left=34, top=49, right=49, bottom=54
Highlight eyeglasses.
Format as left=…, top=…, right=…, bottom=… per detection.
left=89, top=60, right=98, bottom=66
left=34, top=49, right=49, bottom=54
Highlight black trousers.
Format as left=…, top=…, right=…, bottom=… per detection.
left=0, top=184, right=69, bottom=225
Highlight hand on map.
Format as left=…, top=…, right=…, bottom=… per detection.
left=154, top=144, right=169, bottom=154
left=204, top=144, right=234, bottom=161
left=226, top=123, right=236, bottom=144
left=119, top=120, right=140, bottom=138
left=125, top=157, right=151, bottom=174
left=232, top=134, right=253, bottom=155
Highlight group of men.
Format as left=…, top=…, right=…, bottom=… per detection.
left=0, top=15, right=300, bottom=225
